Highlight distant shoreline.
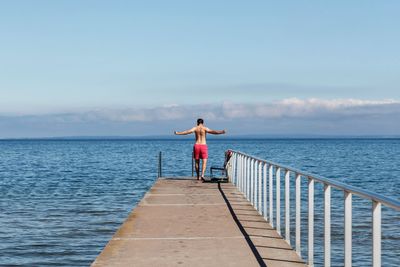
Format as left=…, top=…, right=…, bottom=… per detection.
left=1, top=135, right=399, bottom=141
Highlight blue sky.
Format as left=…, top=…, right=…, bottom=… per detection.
left=0, top=1, right=399, bottom=137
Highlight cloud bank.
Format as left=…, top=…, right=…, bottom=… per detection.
left=39, top=98, right=398, bottom=122
left=1, top=98, right=399, bottom=138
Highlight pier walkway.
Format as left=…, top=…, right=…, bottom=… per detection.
left=92, top=178, right=305, bottom=267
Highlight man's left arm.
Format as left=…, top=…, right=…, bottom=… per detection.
left=205, top=128, right=226, bottom=135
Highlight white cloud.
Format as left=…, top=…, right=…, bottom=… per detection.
left=48, top=98, right=398, bottom=122
left=280, top=98, right=398, bottom=110
left=3, top=98, right=398, bottom=123
left=220, top=98, right=400, bottom=120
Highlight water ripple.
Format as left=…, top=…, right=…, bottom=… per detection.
left=0, top=139, right=399, bottom=266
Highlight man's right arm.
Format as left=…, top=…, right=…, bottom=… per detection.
left=174, top=127, right=196, bottom=135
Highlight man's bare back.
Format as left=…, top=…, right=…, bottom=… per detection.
left=194, top=125, right=207, bottom=144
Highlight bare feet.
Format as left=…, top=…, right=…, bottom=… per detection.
left=201, top=176, right=205, bottom=182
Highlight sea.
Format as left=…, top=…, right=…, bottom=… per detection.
left=0, top=138, right=399, bottom=266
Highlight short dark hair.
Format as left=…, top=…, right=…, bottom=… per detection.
left=197, top=118, right=204, bottom=125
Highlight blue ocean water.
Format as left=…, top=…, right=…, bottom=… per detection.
left=0, top=139, right=399, bottom=266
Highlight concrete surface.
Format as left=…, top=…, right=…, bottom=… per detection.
left=92, top=178, right=305, bottom=267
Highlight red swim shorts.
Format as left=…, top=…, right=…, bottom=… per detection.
left=193, top=144, right=208, bottom=159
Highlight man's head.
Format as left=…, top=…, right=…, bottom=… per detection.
left=197, top=118, right=204, bottom=125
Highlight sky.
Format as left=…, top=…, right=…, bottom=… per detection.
left=0, top=1, right=399, bottom=137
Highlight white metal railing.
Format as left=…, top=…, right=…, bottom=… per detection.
left=226, top=150, right=400, bottom=267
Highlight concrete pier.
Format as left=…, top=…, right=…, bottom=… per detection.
left=92, top=178, right=305, bottom=267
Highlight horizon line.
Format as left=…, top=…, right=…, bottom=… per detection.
left=1, top=134, right=400, bottom=141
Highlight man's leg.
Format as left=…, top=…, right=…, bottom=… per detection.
left=201, top=159, right=207, bottom=179
left=195, top=159, right=200, bottom=180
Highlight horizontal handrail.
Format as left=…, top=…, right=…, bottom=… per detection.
left=230, top=150, right=400, bottom=211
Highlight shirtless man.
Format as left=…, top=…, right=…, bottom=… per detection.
left=174, top=118, right=226, bottom=181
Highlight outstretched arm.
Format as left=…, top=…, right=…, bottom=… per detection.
left=206, top=128, right=226, bottom=135
left=174, top=127, right=196, bottom=135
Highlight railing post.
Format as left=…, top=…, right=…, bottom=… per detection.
left=231, top=154, right=236, bottom=184
left=276, top=167, right=281, bottom=235
left=269, top=165, right=274, bottom=227
left=263, top=163, right=268, bottom=219
left=254, top=159, right=257, bottom=207
left=247, top=157, right=250, bottom=200
left=296, top=173, right=301, bottom=256
left=243, top=155, right=245, bottom=193
left=344, top=191, right=352, bottom=267
left=242, top=156, right=246, bottom=196
left=238, top=155, right=242, bottom=191
left=253, top=159, right=257, bottom=208
left=308, top=178, right=314, bottom=266
left=228, top=153, right=233, bottom=183
left=259, top=161, right=262, bottom=210
left=235, top=154, right=238, bottom=186
left=324, top=184, right=331, bottom=267
left=236, top=154, right=241, bottom=188
left=245, top=156, right=247, bottom=194
left=253, top=160, right=258, bottom=210
left=255, top=161, right=259, bottom=211
left=241, top=155, right=244, bottom=193
left=285, top=170, right=290, bottom=245
left=233, top=154, right=237, bottom=183
left=255, top=160, right=258, bottom=210
left=250, top=159, right=254, bottom=205
left=372, top=201, right=381, bottom=267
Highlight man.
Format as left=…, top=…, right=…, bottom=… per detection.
left=174, top=118, right=226, bottom=181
